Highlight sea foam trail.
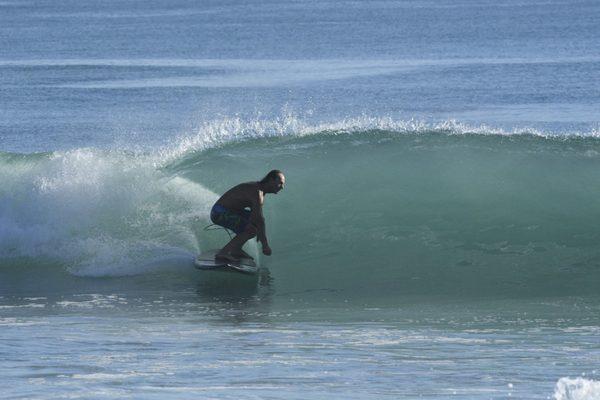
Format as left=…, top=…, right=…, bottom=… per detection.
left=2, top=117, right=600, bottom=298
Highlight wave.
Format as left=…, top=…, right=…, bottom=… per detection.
left=3, top=56, right=600, bottom=68
left=2, top=117, right=600, bottom=298
left=3, top=57, right=600, bottom=90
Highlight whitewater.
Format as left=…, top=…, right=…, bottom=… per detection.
left=2, top=0, right=600, bottom=398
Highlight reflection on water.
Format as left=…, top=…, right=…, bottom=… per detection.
left=194, top=267, right=274, bottom=323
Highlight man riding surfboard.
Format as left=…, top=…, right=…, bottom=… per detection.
left=210, top=170, right=285, bottom=262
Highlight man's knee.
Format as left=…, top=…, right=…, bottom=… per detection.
left=244, top=223, right=257, bottom=237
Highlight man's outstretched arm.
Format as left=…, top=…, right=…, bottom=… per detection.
left=250, top=192, right=271, bottom=255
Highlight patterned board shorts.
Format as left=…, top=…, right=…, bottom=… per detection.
left=210, top=204, right=252, bottom=234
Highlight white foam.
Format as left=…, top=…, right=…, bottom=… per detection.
left=0, top=148, right=217, bottom=276
left=0, top=317, right=48, bottom=326
left=72, top=372, right=154, bottom=380
left=554, top=377, right=600, bottom=400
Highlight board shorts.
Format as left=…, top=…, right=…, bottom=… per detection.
left=210, top=204, right=252, bottom=234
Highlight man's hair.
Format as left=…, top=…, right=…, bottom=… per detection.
left=260, top=169, right=283, bottom=184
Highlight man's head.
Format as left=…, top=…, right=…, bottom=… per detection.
left=260, top=169, right=285, bottom=194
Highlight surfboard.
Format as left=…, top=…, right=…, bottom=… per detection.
left=194, top=249, right=258, bottom=275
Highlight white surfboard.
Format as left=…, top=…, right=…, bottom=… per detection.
left=194, top=249, right=258, bottom=275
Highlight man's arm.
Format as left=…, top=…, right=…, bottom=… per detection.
left=250, top=190, right=271, bottom=254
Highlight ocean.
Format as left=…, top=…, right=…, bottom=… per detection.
left=1, top=0, right=600, bottom=399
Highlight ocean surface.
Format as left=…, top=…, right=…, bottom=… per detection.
left=1, top=0, right=600, bottom=399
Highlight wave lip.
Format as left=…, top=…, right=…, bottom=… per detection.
left=163, top=114, right=600, bottom=163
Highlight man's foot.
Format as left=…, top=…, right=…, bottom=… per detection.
left=215, top=252, right=239, bottom=263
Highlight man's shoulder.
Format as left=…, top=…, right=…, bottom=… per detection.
left=232, top=181, right=261, bottom=198
left=236, top=181, right=259, bottom=191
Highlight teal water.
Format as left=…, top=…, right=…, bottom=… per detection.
left=2, top=0, right=600, bottom=398
left=3, top=128, right=600, bottom=297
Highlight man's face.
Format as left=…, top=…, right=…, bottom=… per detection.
left=270, top=173, right=285, bottom=194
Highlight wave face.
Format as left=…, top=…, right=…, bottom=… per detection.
left=2, top=118, right=600, bottom=299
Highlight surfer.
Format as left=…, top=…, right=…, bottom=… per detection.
left=210, top=170, right=285, bottom=262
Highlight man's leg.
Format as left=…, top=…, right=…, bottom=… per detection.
left=216, top=224, right=257, bottom=260
left=238, top=249, right=254, bottom=260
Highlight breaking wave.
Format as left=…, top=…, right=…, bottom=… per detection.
left=2, top=116, right=600, bottom=298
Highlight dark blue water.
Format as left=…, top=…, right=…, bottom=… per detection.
left=2, top=0, right=599, bottom=152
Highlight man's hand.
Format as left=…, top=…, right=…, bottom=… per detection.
left=262, top=245, right=272, bottom=256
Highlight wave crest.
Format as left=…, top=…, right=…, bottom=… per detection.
left=163, top=114, right=600, bottom=162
